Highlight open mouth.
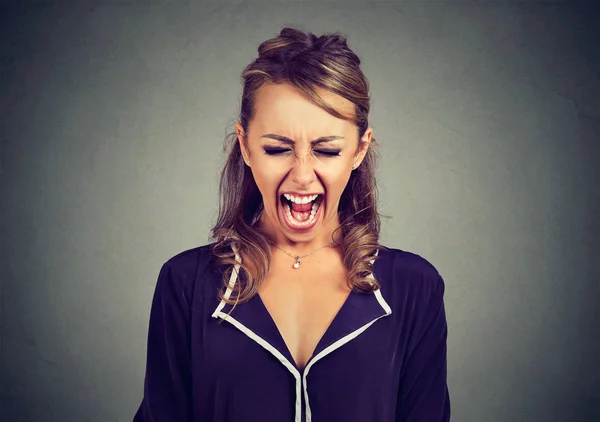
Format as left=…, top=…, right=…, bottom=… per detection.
left=279, top=193, right=324, bottom=230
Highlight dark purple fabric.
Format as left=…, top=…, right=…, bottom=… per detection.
left=133, top=243, right=450, bottom=421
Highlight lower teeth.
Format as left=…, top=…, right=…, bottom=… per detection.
left=283, top=202, right=319, bottom=226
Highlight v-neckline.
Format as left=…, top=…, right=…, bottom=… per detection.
left=255, top=289, right=355, bottom=372
left=211, top=244, right=391, bottom=376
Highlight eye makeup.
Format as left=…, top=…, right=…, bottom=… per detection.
left=263, top=147, right=341, bottom=157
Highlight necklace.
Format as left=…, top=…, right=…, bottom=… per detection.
left=267, top=239, right=335, bottom=269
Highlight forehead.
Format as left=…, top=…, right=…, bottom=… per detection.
left=251, top=83, right=356, bottom=134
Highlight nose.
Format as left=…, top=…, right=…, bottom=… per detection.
left=290, top=152, right=316, bottom=188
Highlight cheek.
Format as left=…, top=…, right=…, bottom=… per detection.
left=321, top=172, right=353, bottom=205
left=250, top=167, right=284, bottom=197
left=320, top=165, right=352, bottom=187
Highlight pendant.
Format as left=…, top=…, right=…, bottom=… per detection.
left=293, top=256, right=300, bottom=269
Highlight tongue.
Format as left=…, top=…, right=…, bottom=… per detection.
left=291, top=209, right=311, bottom=222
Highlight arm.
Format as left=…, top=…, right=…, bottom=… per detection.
left=396, top=275, right=450, bottom=422
left=133, top=260, right=192, bottom=421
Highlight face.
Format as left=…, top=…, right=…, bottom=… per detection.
left=237, top=82, right=372, bottom=250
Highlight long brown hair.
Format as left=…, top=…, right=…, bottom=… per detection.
left=209, top=26, right=389, bottom=307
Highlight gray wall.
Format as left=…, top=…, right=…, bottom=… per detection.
left=1, top=1, right=598, bottom=421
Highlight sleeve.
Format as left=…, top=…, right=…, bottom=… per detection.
left=133, top=260, right=193, bottom=422
left=396, top=274, right=450, bottom=421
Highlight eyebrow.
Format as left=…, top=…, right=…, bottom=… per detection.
left=260, top=134, right=344, bottom=145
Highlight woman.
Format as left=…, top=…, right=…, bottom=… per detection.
left=134, top=27, right=450, bottom=422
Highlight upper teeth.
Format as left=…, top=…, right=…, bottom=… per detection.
left=283, top=193, right=319, bottom=204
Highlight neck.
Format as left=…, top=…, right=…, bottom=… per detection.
left=255, top=212, right=342, bottom=255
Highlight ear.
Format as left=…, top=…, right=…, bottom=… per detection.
left=236, top=122, right=251, bottom=165
left=353, top=127, right=373, bottom=169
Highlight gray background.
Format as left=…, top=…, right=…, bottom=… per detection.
left=1, top=1, right=598, bottom=421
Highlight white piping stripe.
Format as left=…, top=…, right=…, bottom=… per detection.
left=210, top=241, right=303, bottom=422
left=213, top=311, right=302, bottom=422
left=303, top=312, right=391, bottom=422
left=303, top=248, right=393, bottom=422
left=211, top=242, right=241, bottom=318
left=211, top=244, right=390, bottom=422
left=212, top=312, right=301, bottom=376
left=374, top=288, right=392, bottom=315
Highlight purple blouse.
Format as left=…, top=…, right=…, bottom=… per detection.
left=133, top=242, right=450, bottom=421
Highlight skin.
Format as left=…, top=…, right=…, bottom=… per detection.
left=237, top=82, right=372, bottom=257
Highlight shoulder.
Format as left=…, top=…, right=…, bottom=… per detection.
left=374, top=245, right=445, bottom=300
left=154, top=242, right=221, bottom=305
left=162, top=242, right=217, bottom=275
left=376, top=245, right=441, bottom=279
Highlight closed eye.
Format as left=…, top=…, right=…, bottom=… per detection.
left=264, top=148, right=341, bottom=157
left=316, top=150, right=341, bottom=157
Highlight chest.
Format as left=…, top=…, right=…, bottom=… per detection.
left=258, top=254, right=351, bottom=370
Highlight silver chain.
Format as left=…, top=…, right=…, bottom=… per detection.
left=266, top=239, right=335, bottom=269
